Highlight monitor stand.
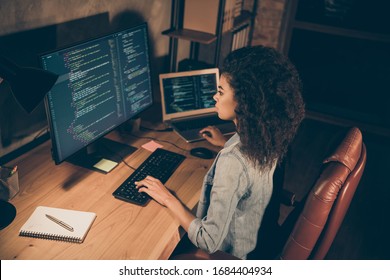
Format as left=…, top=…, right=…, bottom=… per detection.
left=67, top=137, right=137, bottom=173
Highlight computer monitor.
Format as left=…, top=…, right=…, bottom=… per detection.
left=40, top=23, right=153, bottom=173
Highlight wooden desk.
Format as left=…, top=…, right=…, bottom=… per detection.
left=0, top=126, right=217, bottom=259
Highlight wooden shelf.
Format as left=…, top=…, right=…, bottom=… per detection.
left=163, top=0, right=258, bottom=71
left=162, top=28, right=217, bottom=44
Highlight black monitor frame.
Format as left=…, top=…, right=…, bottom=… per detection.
left=41, top=22, right=153, bottom=173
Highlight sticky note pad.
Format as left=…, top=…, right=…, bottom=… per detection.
left=93, top=158, right=118, bottom=173
left=141, top=140, right=163, bottom=152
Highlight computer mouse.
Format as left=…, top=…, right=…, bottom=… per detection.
left=190, top=147, right=214, bottom=159
left=201, top=131, right=212, bottom=138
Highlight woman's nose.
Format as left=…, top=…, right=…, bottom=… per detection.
left=213, top=93, right=218, bottom=101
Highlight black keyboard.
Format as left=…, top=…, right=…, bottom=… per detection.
left=112, top=148, right=186, bottom=206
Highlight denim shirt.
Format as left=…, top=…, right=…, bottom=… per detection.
left=188, top=133, right=275, bottom=259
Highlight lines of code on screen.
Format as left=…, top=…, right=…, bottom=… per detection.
left=162, top=74, right=217, bottom=114
left=41, top=24, right=152, bottom=163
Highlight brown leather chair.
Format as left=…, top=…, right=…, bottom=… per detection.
left=171, top=127, right=366, bottom=260
left=279, top=126, right=366, bottom=259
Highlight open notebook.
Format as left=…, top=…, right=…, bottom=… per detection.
left=19, top=206, right=96, bottom=243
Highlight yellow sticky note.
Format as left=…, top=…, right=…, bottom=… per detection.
left=93, top=159, right=118, bottom=173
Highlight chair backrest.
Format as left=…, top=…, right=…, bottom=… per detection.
left=280, top=127, right=367, bottom=260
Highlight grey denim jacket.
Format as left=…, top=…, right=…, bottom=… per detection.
left=188, top=133, right=275, bottom=259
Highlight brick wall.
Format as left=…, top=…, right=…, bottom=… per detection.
left=252, top=0, right=287, bottom=49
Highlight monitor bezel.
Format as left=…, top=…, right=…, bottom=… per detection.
left=159, top=68, right=219, bottom=122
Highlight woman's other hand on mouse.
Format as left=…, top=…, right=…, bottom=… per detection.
left=200, top=126, right=227, bottom=147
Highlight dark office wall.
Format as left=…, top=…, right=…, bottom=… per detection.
left=0, top=0, right=170, bottom=50
left=0, top=0, right=171, bottom=160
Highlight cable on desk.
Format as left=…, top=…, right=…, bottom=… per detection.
left=100, top=143, right=136, bottom=171
left=127, top=133, right=189, bottom=152
left=118, top=159, right=136, bottom=171
left=102, top=130, right=188, bottom=171
left=33, top=127, right=49, bottom=140
left=101, top=130, right=189, bottom=170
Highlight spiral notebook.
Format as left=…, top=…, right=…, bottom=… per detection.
left=19, top=206, right=96, bottom=243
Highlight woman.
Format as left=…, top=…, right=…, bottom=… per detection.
left=136, top=46, right=305, bottom=259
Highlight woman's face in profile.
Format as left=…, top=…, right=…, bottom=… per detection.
left=214, top=74, right=237, bottom=123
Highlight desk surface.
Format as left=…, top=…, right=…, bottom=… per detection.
left=0, top=124, right=218, bottom=259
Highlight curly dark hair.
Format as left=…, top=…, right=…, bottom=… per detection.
left=220, top=45, right=305, bottom=169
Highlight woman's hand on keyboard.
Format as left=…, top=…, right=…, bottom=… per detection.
left=136, top=176, right=196, bottom=232
left=135, top=176, right=175, bottom=207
